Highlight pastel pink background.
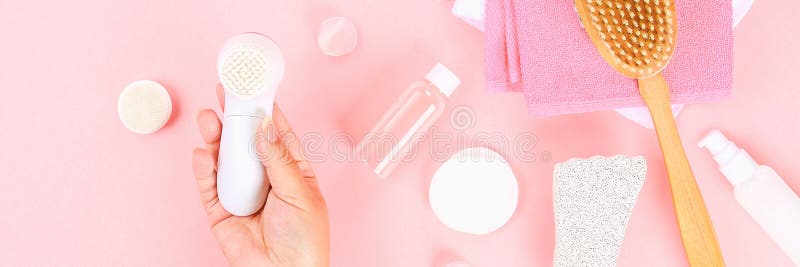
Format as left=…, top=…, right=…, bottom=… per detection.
left=0, top=0, right=798, bottom=266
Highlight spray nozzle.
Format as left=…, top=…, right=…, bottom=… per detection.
left=699, top=129, right=758, bottom=186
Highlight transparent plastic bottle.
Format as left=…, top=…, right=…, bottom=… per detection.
left=699, top=129, right=800, bottom=265
left=356, top=63, right=460, bottom=178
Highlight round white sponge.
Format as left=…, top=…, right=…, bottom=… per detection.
left=429, top=147, right=518, bottom=235
left=117, top=80, right=172, bottom=134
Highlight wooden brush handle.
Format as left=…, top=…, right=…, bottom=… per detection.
left=638, top=74, right=725, bottom=266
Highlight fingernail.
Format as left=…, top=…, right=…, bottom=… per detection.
left=261, top=116, right=278, bottom=143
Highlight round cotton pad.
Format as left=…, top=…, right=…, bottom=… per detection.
left=318, top=16, right=358, bottom=57
left=429, top=147, right=518, bottom=235
left=117, top=80, right=172, bottom=134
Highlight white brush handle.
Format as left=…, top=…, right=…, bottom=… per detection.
left=217, top=115, right=269, bottom=216
left=215, top=32, right=283, bottom=217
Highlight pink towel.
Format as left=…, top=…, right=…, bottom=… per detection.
left=486, top=0, right=733, bottom=117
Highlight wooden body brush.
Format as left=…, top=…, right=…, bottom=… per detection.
left=574, top=0, right=725, bottom=265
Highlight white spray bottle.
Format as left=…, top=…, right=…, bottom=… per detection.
left=699, top=129, right=800, bottom=265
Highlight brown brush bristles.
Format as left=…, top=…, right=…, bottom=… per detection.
left=576, top=0, right=677, bottom=78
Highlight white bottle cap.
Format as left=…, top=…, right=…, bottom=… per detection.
left=698, top=129, right=758, bottom=187
left=425, top=63, right=461, bottom=97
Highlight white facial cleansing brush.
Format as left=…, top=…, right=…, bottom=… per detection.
left=216, top=33, right=285, bottom=216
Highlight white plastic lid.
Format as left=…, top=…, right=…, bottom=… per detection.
left=425, top=63, right=461, bottom=97
left=429, top=147, right=518, bottom=235
left=698, top=129, right=758, bottom=186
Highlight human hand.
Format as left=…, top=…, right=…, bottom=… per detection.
left=192, top=84, right=329, bottom=267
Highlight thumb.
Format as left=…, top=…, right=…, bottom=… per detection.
left=255, top=116, right=312, bottom=203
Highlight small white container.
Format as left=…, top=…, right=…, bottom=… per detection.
left=699, top=129, right=800, bottom=265
left=356, top=63, right=460, bottom=178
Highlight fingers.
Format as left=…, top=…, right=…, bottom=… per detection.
left=192, top=148, right=232, bottom=225
left=272, top=104, right=316, bottom=178
left=197, top=109, right=222, bottom=155
left=255, top=116, right=314, bottom=208
left=197, top=109, right=222, bottom=143
left=192, top=148, right=219, bottom=205
left=192, top=84, right=233, bottom=227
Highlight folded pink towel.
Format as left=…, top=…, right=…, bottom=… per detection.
left=486, top=0, right=733, bottom=117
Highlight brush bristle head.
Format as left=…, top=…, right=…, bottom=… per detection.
left=219, top=46, right=269, bottom=98
left=217, top=33, right=285, bottom=100
left=575, top=0, right=677, bottom=78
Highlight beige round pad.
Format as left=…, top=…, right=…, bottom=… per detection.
left=117, top=80, right=172, bottom=134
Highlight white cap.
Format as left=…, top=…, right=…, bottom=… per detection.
left=698, top=129, right=758, bottom=187
left=425, top=63, right=461, bottom=97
